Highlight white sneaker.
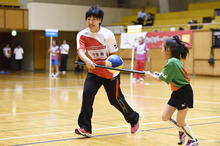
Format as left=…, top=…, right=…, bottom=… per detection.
left=140, top=78, right=144, bottom=81
left=62, top=71, right=66, bottom=75
left=50, top=73, right=54, bottom=77
left=185, top=139, right=198, bottom=146
left=55, top=72, right=59, bottom=77
left=132, top=78, right=137, bottom=82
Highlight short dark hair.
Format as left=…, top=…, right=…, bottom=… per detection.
left=85, top=6, right=104, bottom=25
left=163, top=35, right=189, bottom=59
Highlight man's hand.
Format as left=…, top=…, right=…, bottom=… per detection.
left=85, top=59, right=96, bottom=69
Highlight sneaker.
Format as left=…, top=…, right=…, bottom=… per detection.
left=75, top=128, right=91, bottom=138
left=178, top=131, right=186, bottom=145
left=140, top=78, right=144, bottom=81
left=55, top=72, right=59, bottom=77
left=185, top=139, right=199, bottom=146
left=62, top=71, right=66, bottom=75
left=50, top=73, right=54, bottom=77
left=132, top=78, right=138, bottom=82
left=131, top=122, right=139, bottom=134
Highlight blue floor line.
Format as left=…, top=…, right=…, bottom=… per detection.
left=12, top=121, right=220, bottom=146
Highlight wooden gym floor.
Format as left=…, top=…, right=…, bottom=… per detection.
left=0, top=72, right=219, bottom=146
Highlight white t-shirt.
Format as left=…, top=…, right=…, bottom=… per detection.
left=60, top=44, right=69, bottom=54
left=77, top=27, right=119, bottom=79
left=3, top=47, right=11, bottom=58
left=14, top=48, right=24, bottom=60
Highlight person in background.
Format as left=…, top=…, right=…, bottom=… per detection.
left=2, top=44, right=11, bottom=73
left=137, top=8, right=148, bottom=25
left=14, top=44, right=24, bottom=72
left=59, top=40, right=69, bottom=75
left=145, top=13, right=154, bottom=26
left=133, top=37, right=149, bottom=82
left=48, top=40, right=59, bottom=77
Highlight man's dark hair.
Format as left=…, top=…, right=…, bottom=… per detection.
left=85, top=6, right=104, bottom=25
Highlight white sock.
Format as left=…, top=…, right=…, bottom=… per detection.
left=181, top=124, right=196, bottom=141
left=167, top=117, right=183, bottom=132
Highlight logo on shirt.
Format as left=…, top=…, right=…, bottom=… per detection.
left=181, top=103, right=186, bottom=107
left=88, top=48, right=107, bottom=60
left=161, top=73, right=167, bottom=79
left=114, top=44, right=117, bottom=49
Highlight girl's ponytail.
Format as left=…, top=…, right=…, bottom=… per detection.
left=172, top=35, right=189, bottom=59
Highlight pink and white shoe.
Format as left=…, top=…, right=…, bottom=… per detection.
left=185, top=139, right=199, bottom=146
left=131, top=122, right=139, bottom=134
left=178, top=131, right=186, bottom=145
left=75, top=128, right=91, bottom=138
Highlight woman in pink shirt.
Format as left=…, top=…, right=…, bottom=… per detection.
left=134, top=37, right=149, bottom=81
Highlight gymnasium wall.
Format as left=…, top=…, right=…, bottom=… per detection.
left=19, top=0, right=118, bottom=8
left=0, top=8, right=28, bottom=30
left=27, top=2, right=132, bottom=31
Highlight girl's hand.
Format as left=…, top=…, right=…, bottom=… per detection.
left=145, top=71, right=151, bottom=77
left=85, top=59, right=96, bottom=69
left=154, top=72, right=160, bottom=76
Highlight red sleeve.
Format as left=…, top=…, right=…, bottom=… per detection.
left=78, top=35, right=86, bottom=50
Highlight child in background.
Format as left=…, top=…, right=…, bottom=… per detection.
left=145, top=35, right=198, bottom=146
left=14, top=44, right=24, bottom=72
left=48, top=40, right=59, bottom=77
left=134, top=37, right=149, bottom=82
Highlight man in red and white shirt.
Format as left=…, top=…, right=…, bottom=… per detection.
left=75, top=6, right=139, bottom=137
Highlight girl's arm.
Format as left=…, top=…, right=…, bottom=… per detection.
left=145, top=71, right=162, bottom=82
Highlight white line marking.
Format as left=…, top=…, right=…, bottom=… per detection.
left=0, top=86, right=219, bottom=104
left=0, top=110, right=63, bottom=116
left=0, top=86, right=83, bottom=92
left=0, top=74, right=85, bottom=81
left=0, top=115, right=219, bottom=141
left=0, top=131, right=74, bottom=141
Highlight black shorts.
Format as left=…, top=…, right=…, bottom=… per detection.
left=168, top=84, right=193, bottom=110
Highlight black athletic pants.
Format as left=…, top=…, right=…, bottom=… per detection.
left=78, top=72, right=139, bottom=133
left=59, top=54, right=68, bottom=72
left=16, top=59, right=22, bottom=71
left=3, top=57, right=11, bottom=70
